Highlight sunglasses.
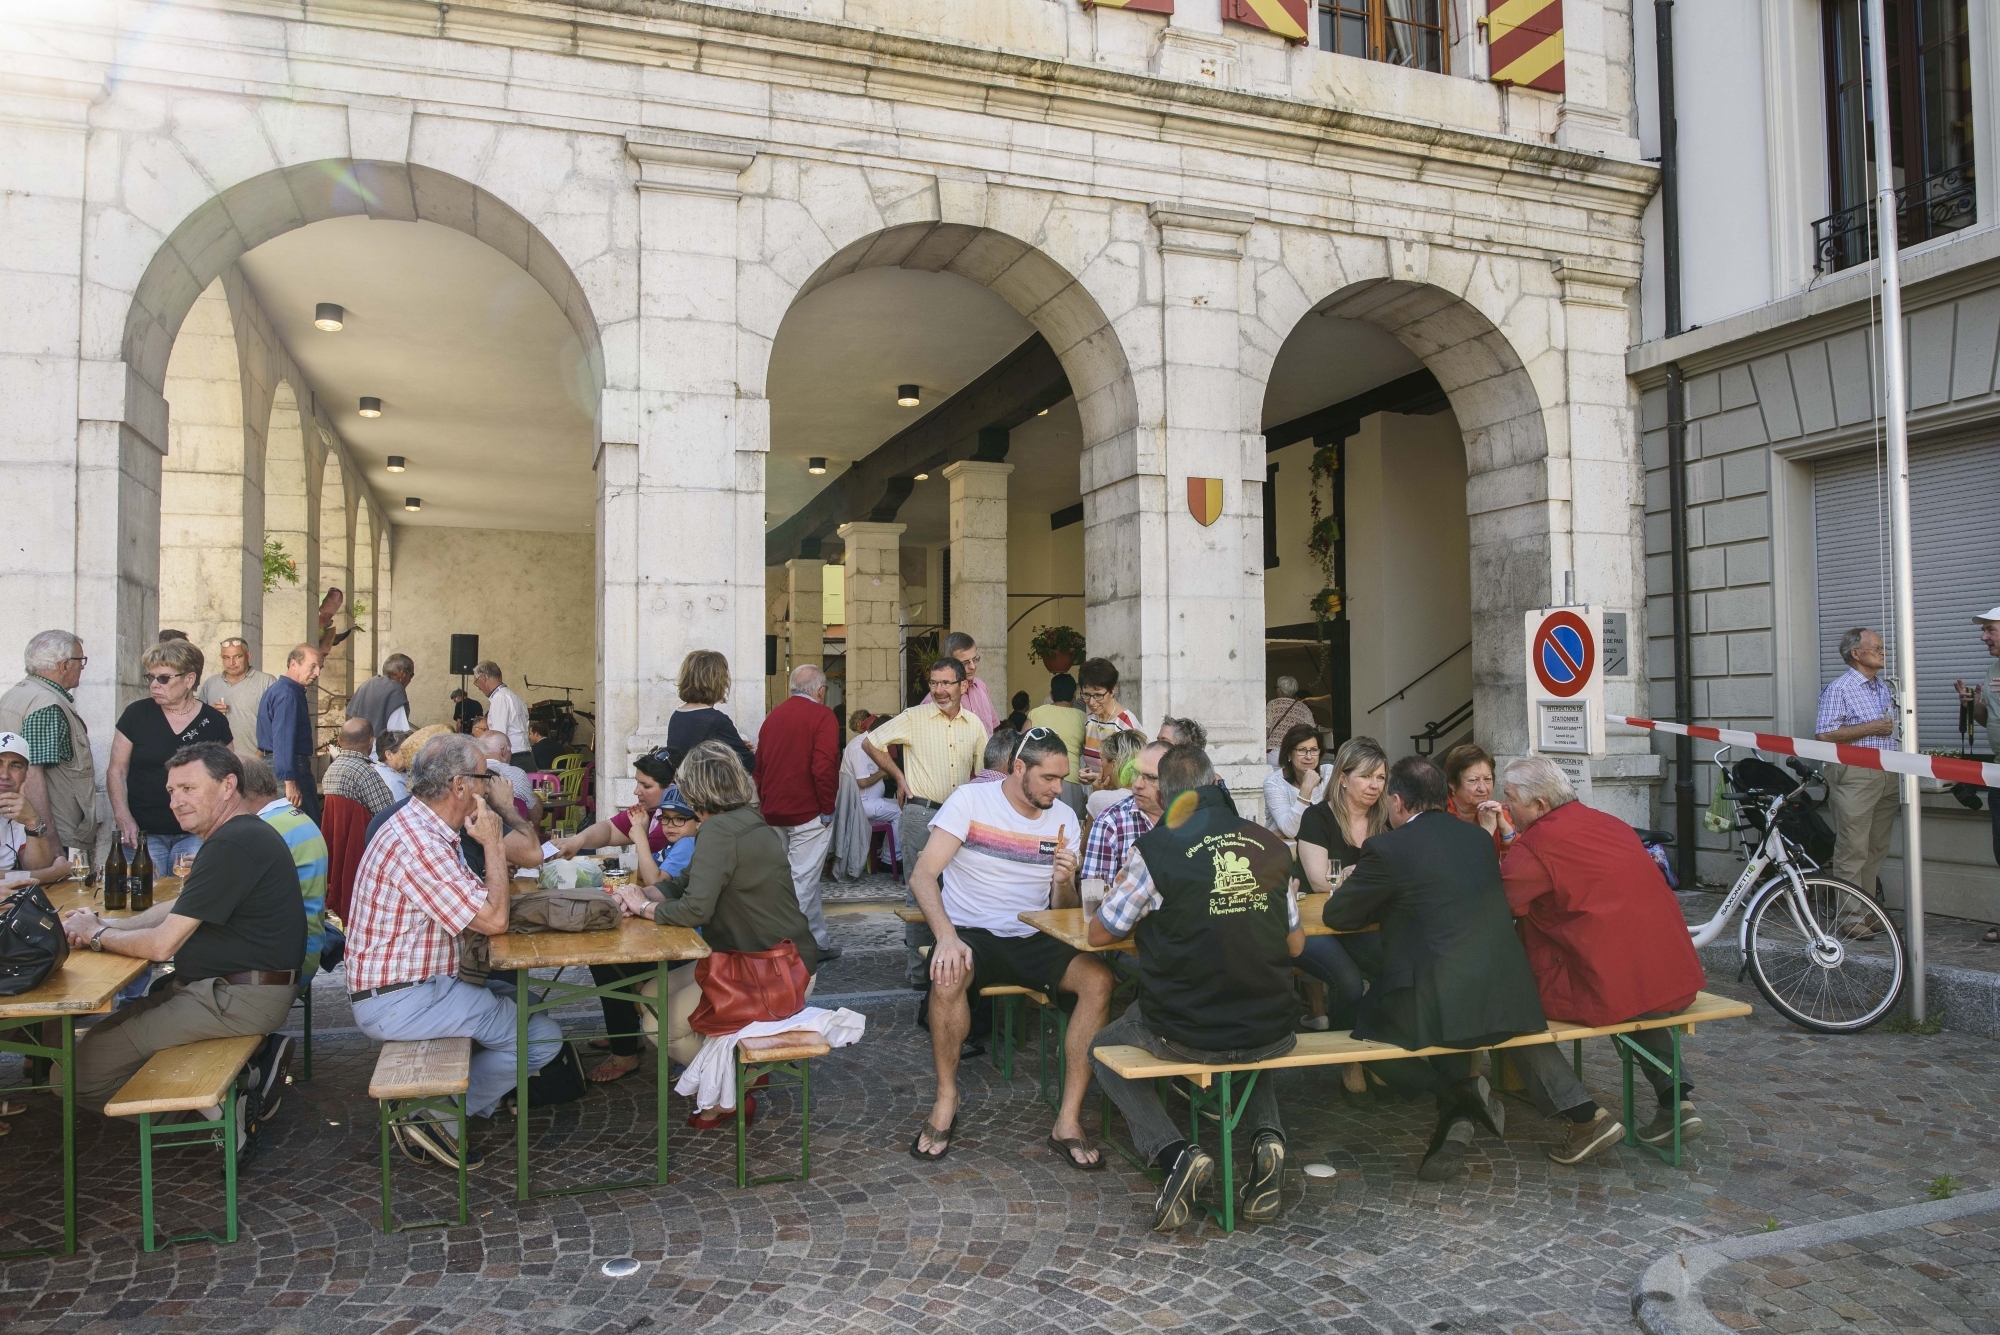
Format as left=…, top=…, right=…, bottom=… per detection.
left=1011, top=726, right=1056, bottom=766
left=144, top=672, right=184, bottom=685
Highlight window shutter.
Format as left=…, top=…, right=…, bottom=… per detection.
left=1086, top=0, right=1176, bottom=14
left=1224, top=0, right=1309, bottom=41
left=1487, top=0, right=1565, bottom=93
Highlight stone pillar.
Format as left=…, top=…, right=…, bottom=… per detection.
left=786, top=558, right=825, bottom=676
left=1149, top=204, right=1262, bottom=793
left=942, top=460, right=1013, bottom=717
left=621, top=130, right=764, bottom=775
left=838, top=522, right=905, bottom=721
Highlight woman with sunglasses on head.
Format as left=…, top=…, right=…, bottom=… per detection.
left=1086, top=728, right=1148, bottom=821
left=107, top=638, right=233, bottom=869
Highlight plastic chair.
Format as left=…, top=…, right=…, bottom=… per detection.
left=868, top=820, right=900, bottom=878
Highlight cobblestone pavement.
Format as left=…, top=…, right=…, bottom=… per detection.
left=2, top=908, right=1997, bottom=1335
left=1702, top=1209, right=2000, bottom=1332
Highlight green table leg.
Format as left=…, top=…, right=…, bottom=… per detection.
left=300, top=981, right=313, bottom=1082
left=655, top=958, right=670, bottom=1186
left=139, top=1112, right=156, bottom=1251
left=60, top=1017, right=75, bottom=1253
left=515, top=970, right=532, bottom=1202
left=0, top=1017, right=79, bottom=1256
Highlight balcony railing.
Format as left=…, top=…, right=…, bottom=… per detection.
left=1813, top=163, right=1977, bottom=275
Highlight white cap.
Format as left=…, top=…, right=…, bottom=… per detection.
left=0, top=732, right=27, bottom=760
left=1976, top=606, right=2000, bottom=623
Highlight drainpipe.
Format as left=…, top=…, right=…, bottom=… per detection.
left=1656, top=0, right=1697, bottom=887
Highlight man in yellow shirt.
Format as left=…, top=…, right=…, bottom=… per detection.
left=1026, top=673, right=1087, bottom=774
left=864, top=659, right=989, bottom=987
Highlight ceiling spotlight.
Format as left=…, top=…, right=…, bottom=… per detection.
left=403, top=497, right=422, bottom=512
left=358, top=396, right=383, bottom=418
left=913, top=472, right=929, bottom=481
left=807, top=457, right=827, bottom=475
left=314, top=303, right=344, bottom=332
left=897, top=384, right=920, bottom=408
left=386, top=456, right=407, bottom=473
left=1037, top=408, right=1049, bottom=416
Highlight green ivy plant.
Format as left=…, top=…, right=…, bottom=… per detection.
left=1306, top=441, right=1343, bottom=663
left=262, top=538, right=300, bottom=595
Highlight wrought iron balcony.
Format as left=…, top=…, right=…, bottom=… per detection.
left=1813, top=164, right=1977, bottom=275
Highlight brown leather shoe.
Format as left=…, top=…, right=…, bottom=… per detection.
left=1547, top=1108, right=1624, bottom=1165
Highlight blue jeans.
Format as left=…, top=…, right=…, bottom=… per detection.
left=144, top=831, right=203, bottom=875
left=352, top=974, right=563, bottom=1119
left=1294, top=935, right=1377, bottom=1028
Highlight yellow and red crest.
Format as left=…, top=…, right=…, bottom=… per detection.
left=1186, top=477, right=1223, bottom=526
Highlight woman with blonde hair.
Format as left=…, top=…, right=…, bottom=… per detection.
left=1085, top=727, right=1147, bottom=820
left=665, top=650, right=754, bottom=772
left=609, top=741, right=819, bottom=1127
left=1290, top=736, right=1390, bottom=1094
left=108, top=637, right=233, bottom=869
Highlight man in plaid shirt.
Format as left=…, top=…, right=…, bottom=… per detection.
left=346, top=732, right=563, bottom=1168
left=1079, top=740, right=1167, bottom=885
left=1814, top=627, right=1900, bottom=923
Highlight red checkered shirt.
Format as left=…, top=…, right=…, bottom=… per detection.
left=344, top=797, right=489, bottom=992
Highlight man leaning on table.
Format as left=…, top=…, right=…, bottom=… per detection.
left=344, top=732, right=563, bottom=1170
left=60, top=742, right=304, bottom=1120
left=1087, top=743, right=1304, bottom=1232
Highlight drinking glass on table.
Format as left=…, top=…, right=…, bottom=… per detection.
left=1080, top=878, right=1107, bottom=924
left=173, top=853, right=195, bottom=879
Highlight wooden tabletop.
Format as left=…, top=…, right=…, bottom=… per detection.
left=1019, top=892, right=1368, bottom=953
left=0, top=949, right=151, bottom=1019
left=41, top=876, right=183, bottom=918
left=487, top=914, right=711, bottom=970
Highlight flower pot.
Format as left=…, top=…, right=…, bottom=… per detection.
left=1042, top=651, right=1074, bottom=674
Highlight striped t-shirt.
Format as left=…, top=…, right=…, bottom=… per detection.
left=931, top=778, right=1080, bottom=939
left=258, top=798, right=329, bottom=977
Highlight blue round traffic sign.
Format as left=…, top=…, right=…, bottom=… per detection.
left=1531, top=611, right=1595, bottom=698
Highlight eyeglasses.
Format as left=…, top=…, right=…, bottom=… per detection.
left=1079, top=688, right=1110, bottom=703
left=144, top=672, right=182, bottom=685
left=1012, top=726, right=1055, bottom=766
left=61, top=656, right=87, bottom=668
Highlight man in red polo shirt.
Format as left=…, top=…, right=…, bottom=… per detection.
left=756, top=664, right=843, bottom=960
left=1499, top=755, right=1708, bottom=1165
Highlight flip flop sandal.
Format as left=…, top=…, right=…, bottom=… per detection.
left=0, top=1100, right=24, bottom=1117
left=1983, top=927, right=1999, bottom=944
left=909, top=1115, right=958, bottom=1162
left=588, top=1058, right=642, bottom=1084
left=1048, top=1134, right=1107, bottom=1171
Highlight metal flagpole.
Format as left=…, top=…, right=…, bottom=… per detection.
left=1863, top=0, right=1923, bottom=1019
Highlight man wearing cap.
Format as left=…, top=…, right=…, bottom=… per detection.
left=1954, top=606, right=2000, bottom=941
left=1815, top=627, right=1901, bottom=925
left=0, top=732, right=69, bottom=888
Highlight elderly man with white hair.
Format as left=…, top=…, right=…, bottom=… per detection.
left=1498, top=755, right=1709, bottom=1165
left=473, top=729, right=540, bottom=827
left=752, top=663, right=842, bottom=959
left=0, top=629, right=99, bottom=854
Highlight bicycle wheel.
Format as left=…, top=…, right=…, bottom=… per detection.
left=1745, top=875, right=1905, bottom=1033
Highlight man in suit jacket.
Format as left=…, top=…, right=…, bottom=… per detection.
left=1324, top=754, right=1545, bottom=1181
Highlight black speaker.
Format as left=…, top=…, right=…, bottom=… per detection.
left=449, top=634, right=480, bottom=676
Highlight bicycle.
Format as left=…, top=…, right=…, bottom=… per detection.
left=1684, top=749, right=1906, bottom=1033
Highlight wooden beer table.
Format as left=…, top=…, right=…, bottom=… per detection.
left=1020, top=891, right=1370, bottom=953
left=44, top=874, right=183, bottom=917
left=488, top=915, right=709, bottom=1201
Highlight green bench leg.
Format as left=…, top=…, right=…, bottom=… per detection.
left=1615, top=1027, right=1685, bottom=1166
left=378, top=1093, right=469, bottom=1233
left=734, top=1057, right=813, bottom=1188
left=1036, top=1000, right=1069, bottom=1113
left=137, top=1079, right=242, bottom=1251
left=1182, top=1070, right=1260, bottom=1235
left=300, top=981, right=313, bottom=1082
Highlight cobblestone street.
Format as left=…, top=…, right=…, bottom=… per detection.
left=3, top=907, right=1997, bottom=1335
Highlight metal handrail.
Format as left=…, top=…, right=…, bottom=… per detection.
left=1411, top=700, right=1474, bottom=755
left=1364, top=641, right=1472, bottom=715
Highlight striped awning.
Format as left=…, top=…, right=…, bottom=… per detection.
left=1487, top=0, right=1564, bottom=93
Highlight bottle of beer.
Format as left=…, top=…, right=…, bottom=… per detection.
left=103, top=841, right=128, bottom=911
left=129, top=838, right=154, bottom=912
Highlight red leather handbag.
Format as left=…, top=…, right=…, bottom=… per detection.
left=688, top=940, right=810, bottom=1035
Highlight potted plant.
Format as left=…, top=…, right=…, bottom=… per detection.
left=1028, top=624, right=1086, bottom=675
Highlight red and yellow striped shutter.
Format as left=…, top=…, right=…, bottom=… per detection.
left=1486, top=0, right=1564, bottom=93
left=1085, top=0, right=1176, bottom=14
left=1224, top=0, right=1309, bottom=42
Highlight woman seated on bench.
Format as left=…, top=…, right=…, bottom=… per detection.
left=1499, top=756, right=1709, bottom=1163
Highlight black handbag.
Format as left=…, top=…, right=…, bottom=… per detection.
left=0, top=884, right=70, bottom=997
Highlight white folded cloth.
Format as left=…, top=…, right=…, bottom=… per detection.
left=674, top=1006, right=866, bottom=1111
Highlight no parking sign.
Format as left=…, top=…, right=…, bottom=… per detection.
left=1524, top=606, right=1605, bottom=777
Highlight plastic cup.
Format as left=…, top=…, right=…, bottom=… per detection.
left=1081, top=878, right=1107, bottom=921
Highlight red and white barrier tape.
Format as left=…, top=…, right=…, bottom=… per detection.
left=1607, top=715, right=2000, bottom=789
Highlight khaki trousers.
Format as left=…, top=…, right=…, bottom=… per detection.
left=73, top=976, right=295, bottom=1115
left=1826, top=764, right=1901, bottom=897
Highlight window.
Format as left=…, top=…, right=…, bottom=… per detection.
left=1816, top=0, right=1975, bottom=274
left=1316, top=0, right=1449, bottom=74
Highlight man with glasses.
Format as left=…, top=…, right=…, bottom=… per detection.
left=345, top=733, right=564, bottom=1169
left=863, top=658, right=989, bottom=988
left=198, top=638, right=278, bottom=760
left=257, top=645, right=323, bottom=821
left=0, top=630, right=99, bottom=856
left=1081, top=739, right=1168, bottom=887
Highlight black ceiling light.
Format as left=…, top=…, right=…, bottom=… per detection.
left=897, top=384, right=920, bottom=407
left=314, top=303, right=344, bottom=331
left=358, top=396, right=383, bottom=418
left=386, top=456, right=407, bottom=473
left=807, top=457, right=828, bottom=475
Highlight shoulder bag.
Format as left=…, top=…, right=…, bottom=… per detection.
left=688, top=939, right=809, bottom=1036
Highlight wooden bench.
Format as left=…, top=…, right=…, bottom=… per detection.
left=105, top=1034, right=264, bottom=1251
left=734, top=1030, right=832, bottom=1188
left=369, top=1037, right=473, bottom=1233
left=1094, top=991, right=1753, bottom=1232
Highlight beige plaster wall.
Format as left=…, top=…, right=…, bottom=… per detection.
left=1006, top=513, right=1085, bottom=711
left=1263, top=437, right=1322, bottom=630
left=381, top=526, right=597, bottom=738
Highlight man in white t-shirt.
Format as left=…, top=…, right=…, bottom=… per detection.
left=473, top=659, right=532, bottom=765
left=907, top=728, right=1113, bottom=1170
left=842, top=710, right=902, bottom=866
left=0, top=731, right=65, bottom=887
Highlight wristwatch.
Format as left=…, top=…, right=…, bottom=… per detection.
left=90, top=925, right=109, bottom=952
left=21, top=821, right=45, bottom=839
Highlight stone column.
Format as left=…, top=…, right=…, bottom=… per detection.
left=786, top=557, right=825, bottom=677
left=838, top=522, right=905, bottom=721
left=942, top=460, right=1013, bottom=717
left=622, top=130, right=764, bottom=770
left=1149, top=204, right=1262, bottom=793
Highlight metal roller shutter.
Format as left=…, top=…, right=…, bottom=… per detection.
left=1813, top=436, right=2000, bottom=750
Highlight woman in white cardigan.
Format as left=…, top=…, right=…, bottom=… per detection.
left=1262, top=722, right=1332, bottom=839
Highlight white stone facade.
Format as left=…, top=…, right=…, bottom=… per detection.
left=0, top=0, right=1657, bottom=817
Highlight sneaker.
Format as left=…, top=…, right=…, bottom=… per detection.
left=1418, top=1118, right=1473, bottom=1182
left=1474, top=1075, right=1505, bottom=1137
left=1546, top=1108, right=1624, bottom=1165
left=818, top=945, right=843, bottom=962
left=1636, top=1101, right=1704, bottom=1146
left=400, top=1115, right=485, bottom=1171
left=254, top=1035, right=295, bottom=1121
left=1239, top=1133, right=1285, bottom=1223
left=1151, top=1144, right=1215, bottom=1232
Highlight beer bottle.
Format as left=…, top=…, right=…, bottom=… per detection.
left=129, top=838, right=154, bottom=911
left=103, top=841, right=128, bottom=911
